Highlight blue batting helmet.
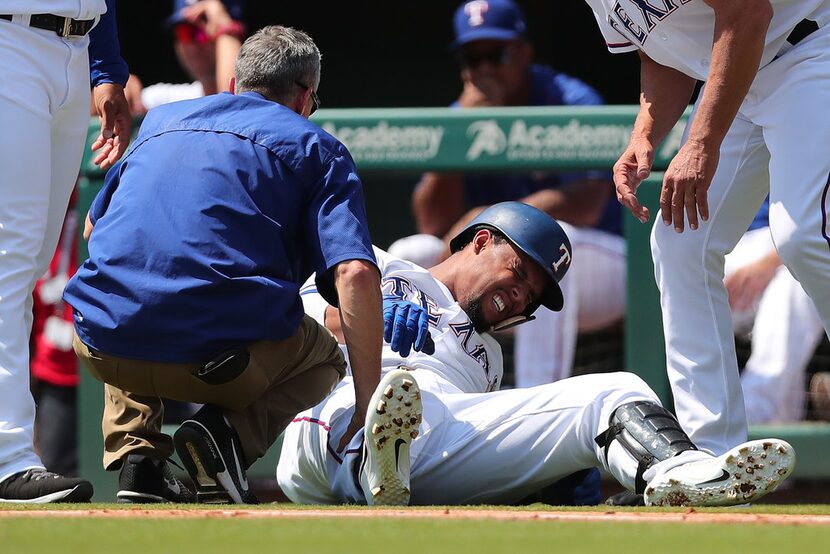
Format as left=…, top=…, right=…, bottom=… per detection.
left=449, top=202, right=572, bottom=312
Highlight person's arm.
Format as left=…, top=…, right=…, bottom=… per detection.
left=333, top=259, right=382, bottom=450
left=412, top=172, right=466, bottom=236
left=661, top=0, right=773, bottom=232
left=724, top=248, right=781, bottom=312
left=89, top=0, right=131, bottom=170
left=613, top=51, right=697, bottom=224
left=181, top=0, right=244, bottom=93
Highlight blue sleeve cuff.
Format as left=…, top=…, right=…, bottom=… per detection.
left=89, top=0, right=129, bottom=86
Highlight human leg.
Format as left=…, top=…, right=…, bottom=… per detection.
left=651, top=113, right=770, bottom=455
left=0, top=23, right=92, bottom=501
left=741, top=268, right=824, bottom=423
left=33, top=383, right=78, bottom=477
left=756, top=28, right=830, bottom=351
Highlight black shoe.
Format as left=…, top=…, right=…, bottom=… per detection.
left=173, top=405, right=258, bottom=504
left=117, top=454, right=196, bottom=504
left=605, top=490, right=646, bottom=506
left=0, top=469, right=93, bottom=503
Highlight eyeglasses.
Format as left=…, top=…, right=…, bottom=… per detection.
left=456, top=47, right=512, bottom=69
left=295, top=80, right=321, bottom=115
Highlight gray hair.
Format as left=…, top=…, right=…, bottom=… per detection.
left=235, top=26, right=321, bottom=104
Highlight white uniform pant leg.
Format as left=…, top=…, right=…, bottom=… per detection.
left=0, top=23, right=90, bottom=482
left=514, top=226, right=626, bottom=386
left=741, top=267, right=824, bottom=423
left=406, top=372, right=658, bottom=505
left=651, top=112, right=771, bottom=456
left=751, top=28, right=830, bottom=349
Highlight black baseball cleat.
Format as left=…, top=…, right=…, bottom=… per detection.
left=116, top=454, right=196, bottom=504
left=358, top=369, right=423, bottom=506
left=0, top=469, right=93, bottom=503
left=173, top=404, right=258, bottom=504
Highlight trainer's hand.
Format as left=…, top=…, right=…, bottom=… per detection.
left=383, top=297, right=435, bottom=358
left=613, top=137, right=654, bottom=223
left=91, top=83, right=132, bottom=170
left=660, top=139, right=718, bottom=232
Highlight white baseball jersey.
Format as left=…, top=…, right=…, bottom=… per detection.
left=0, top=1, right=107, bottom=19
left=585, top=0, right=830, bottom=80
left=583, top=0, right=830, bottom=455
left=301, top=247, right=504, bottom=394
left=278, top=249, right=664, bottom=505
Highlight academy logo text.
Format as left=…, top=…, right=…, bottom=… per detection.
left=466, top=119, right=632, bottom=162
left=322, top=121, right=443, bottom=162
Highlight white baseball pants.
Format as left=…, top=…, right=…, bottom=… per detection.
left=0, top=19, right=91, bottom=482
left=278, top=370, right=663, bottom=505
left=726, top=228, right=824, bottom=424
left=651, top=25, right=830, bottom=455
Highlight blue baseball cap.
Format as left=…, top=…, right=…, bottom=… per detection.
left=166, top=0, right=244, bottom=27
left=451, top=0, right=528, bottom=50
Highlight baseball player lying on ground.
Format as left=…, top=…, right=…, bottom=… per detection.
left=277, top=202, right=795, bottom=507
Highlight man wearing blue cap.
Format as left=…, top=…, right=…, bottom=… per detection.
left=391, top=0, right=626, bottom=404
left=136, top=0, right=245, bottom=110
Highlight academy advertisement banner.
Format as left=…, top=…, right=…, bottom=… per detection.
left=316, top=106, right=689, bottom=171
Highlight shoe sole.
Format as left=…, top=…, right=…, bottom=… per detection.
left=116, top=491, right=170, bottom=504
left=173, top=421, right=246, bottom=504
left=362, top=370, right=423, bottom=506
left=645, top=439, right=795, bottom=507
left=0, top=482, right=93, bottom=504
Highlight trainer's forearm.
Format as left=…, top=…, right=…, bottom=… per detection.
left=688, top=0, right=772, bottom=149
left=634, top=51, right=697, bottom=146
left=334, top=260, right=383, bottom=418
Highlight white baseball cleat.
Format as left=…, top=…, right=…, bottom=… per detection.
left=644, top=439, right=796, bottom=507
left=358, top=369, right=423, bottom=506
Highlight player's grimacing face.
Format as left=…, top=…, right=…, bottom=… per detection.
left=461, top=239, right=547, bottom=332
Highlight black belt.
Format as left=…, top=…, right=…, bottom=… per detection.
left=0, top=13, right=94, bottom=37
left=786, top=18, right=819, bottom=46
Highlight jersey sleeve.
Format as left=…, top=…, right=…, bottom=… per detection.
left=588, top=6, right=639, bottom=54
left=89, top=0, right=129, bottom=86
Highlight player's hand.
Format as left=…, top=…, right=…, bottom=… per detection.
left=91, top=83, right=132, bottom=170
left=613, top=137, right=654, bottom=223
left=181, top=0, right=233, bottom=37
left=660, top=139, right=718, bottom=232
left=383, top=296, right=436, bottom=358
left=724, top=254, right=781, bottom=312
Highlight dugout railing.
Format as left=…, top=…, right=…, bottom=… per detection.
left=76, top=106, right=830, bottom=500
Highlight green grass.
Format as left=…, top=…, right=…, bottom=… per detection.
left=2, top=504, right=830, bottom=554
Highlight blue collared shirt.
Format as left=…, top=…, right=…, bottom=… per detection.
left=65, top=91, right=376, bottom=363
left=460, top=65, right=621, bottom=236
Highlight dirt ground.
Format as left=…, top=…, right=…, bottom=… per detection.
left=2, top=508, right=829, bottom=526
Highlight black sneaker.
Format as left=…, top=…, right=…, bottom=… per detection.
left=116, top=454, right=196, bottom=504
left=0, top=469, right=93, bottom=503
left=173, top=405, right=258, bottom=504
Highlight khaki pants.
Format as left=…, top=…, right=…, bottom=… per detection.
left=74, top=315, right=346, bottom=470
